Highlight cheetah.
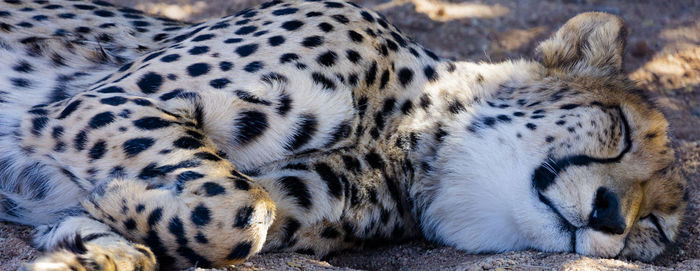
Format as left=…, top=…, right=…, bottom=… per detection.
left=0, top=0, right=687, bottom=270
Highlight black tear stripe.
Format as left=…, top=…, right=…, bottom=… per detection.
left=532, top=106, right=632, bottom=191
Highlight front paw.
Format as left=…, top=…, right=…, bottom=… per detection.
left=21, top=234, right=156, bottom=271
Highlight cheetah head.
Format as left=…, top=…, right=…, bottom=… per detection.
left=414, top=12, right=687, bottom=261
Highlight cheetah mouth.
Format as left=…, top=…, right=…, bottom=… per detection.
left=536, top=191, right=578, bottom=253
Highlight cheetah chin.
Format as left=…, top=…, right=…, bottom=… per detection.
left=0, top=0, right=687, bottom=270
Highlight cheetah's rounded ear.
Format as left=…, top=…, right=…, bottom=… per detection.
left=536, top=12, right=627, bottom=76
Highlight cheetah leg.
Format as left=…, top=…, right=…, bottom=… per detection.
left=22, top=216, right=157, bottom=271
left=81, top=174, right=275, bottom=269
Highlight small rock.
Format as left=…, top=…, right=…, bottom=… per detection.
left=630, top=41, right=651, bottom=57
left=593, top=6, right=621, bottom=15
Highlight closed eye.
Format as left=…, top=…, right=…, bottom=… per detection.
left=640, top=214, right=671, bottom=244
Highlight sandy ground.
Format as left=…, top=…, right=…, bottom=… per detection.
left=1, top=0, right=699, bottom=270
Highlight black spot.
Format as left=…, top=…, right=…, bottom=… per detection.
left=188, top=46, right=209, bottom=55
left=281, top=20, right=304, bottom=31
left=279, top=53, right=299, bottom=64
left=234, top=206, right=255, bottom=228
left=331, top=14, right=349, bottom=24
left=176, top=171, right=204, bottom=186
left=235, top=43, right=259, bottom=57
left=317, top=51, right=337, bottom=66
left=173, top=137, right=203, bottom=149
left=318, top=22, right=334, bottom=32
left=312, top=72, right=336, bottom=90
left=272, top=7, right=298, bottom=16
left=234, top=111, right=268, bottom=144
left=282, top=218, right=301, bottom=243
left=287, top=114, right=318, bottom=151
left=365, top=152, right=385, bottom=169
left=346, top=50, right=361, bottom=63
left=342, top=155, right=361, bottom=173
left=74, top=130, right=88, bottom=151
left=30, top=117, right=49, bottom=136
left=379, top=69, right=390, bottom=89
left=423, top=48, right=439, bottom=60
left=397, top=68, right=413, bottom=87
left=11, top=78, right=31, bottom=88
left=13, top=61, right=33, bottom=73
left=365, top=61, right=378, bottom=86
left=124, top=219, right=137, bottom=230
left=391, top=32, right=407, bottom=47
left=278, top=176, right=312, bottom=209
left=348, top=30, right=363, bottom=42
left=386, top=40, right=399, bottom=51
left=325, top=1, right=344, bottom=8
left=546, top=136, right=555, bottom=143
left=134, top=117, right=171, bottom=130
left=191, top=204, right=211, bottom=226
left=209, top=78, right=231, bottom=89
left=315, top=163, right=343, bottom=198
left=321, top=227, right=340, bottom=239
left=326, top=121, right=351, bottom=147
left=360, top=11, right=374, bottom=22
left=123, top=138, right=155, bottom=157
left=32, top=15, right=49, bottom=21
left=401, top=100, right=413, bottom=115
left=235, top=25, right=257, bottom=35
left=143, top=51, right=165, bottom=62
left=192, top=34, right=215, bottom=42
left=560, top=104, right=580, bottom=110
left=233, top=176, right=250, bottom=190
left=301, top=36, right=323, bottom=48
left=448, top=100, right=465, bottom=114
left=235, top=90, right=271, bottom=105
left=202, top=182, right=226, bottom=196
left=268, top=35, right=285, bottom=46
left=424, top=66, right=438, bottom=81
left=132, top=99, right=152, bottom=106
left=277, top=94, right=292, bottom=116
left=159, top=89, right=182, bottom=101
left=28, top=108, right=48, bottom=116
left=88, top=112, right=115, bottom=129
left=244, top=61, right=264, bottom=73
left=186, top=63, right=210, bottom=77
left=219, top=61, right=233, bottom=71
left=224, top=38, right=243, bottom=44
left=100, top=96, right=128, bottom=106
left=227, top=242, right=252, bottom=260
left=97, top=86, right=125, bottom=94
left=88, top=140, right=107, bottom=160
left=52, top=126, right=64, bottom=139
left=497, top=115, right=512, bottom=123
left=195, top=233, right=208, bottom=244
left=526, top=123, right=537, bottom=130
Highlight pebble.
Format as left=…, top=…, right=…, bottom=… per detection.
left=631, top=41, right=651, bottom=57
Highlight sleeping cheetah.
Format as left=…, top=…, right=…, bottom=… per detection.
left=0, top=0, right=687, bottom=270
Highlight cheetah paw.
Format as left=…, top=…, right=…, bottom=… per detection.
left=21, top=234, right=157, bottom=271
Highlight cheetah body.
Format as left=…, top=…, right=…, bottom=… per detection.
left=0, top=0, right=687, bottom=269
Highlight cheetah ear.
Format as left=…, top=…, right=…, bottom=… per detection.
left=536, top=12, right=627, bottom=75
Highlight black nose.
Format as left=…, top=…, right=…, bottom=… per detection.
left=589, top=187, right=626, bottom=235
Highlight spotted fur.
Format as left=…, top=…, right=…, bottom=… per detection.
left=0, top=0, right=686, bottom=270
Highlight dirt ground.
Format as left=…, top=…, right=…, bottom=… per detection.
left=1, top=0, right=699, bottom=270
